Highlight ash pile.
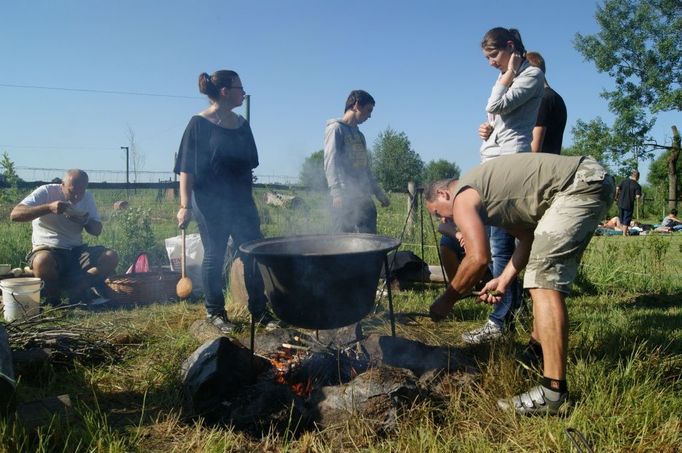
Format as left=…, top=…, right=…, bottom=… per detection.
left=180, top=325, right=478, bottom=437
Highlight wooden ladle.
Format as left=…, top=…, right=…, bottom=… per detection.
left=176, top=228, right=193, bottom=299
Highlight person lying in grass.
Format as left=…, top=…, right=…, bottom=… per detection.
left=600, top=216, right=621, bottom=230
left=424, top=153, right=614, bottom=416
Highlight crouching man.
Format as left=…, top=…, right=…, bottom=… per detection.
left=10, top=169, right=118, bottom=306
left=425, top=153, right=613, bottom=415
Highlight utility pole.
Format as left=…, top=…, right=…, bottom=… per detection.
left=120, top=146, right=129, bottom=196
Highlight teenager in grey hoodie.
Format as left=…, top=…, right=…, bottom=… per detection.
left=324, top=90, right=389, bottom=233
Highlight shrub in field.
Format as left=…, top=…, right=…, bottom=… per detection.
left=108, top=207, right=159, bottom=271
left=0, top=153, right=25, bottom=206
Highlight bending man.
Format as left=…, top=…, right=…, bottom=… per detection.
left=425, top=153, right=613, bottom=415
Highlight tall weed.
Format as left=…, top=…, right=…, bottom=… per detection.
left=578, top=234, right=680, bottom=294
left=104, top=207, right=158, bottom=271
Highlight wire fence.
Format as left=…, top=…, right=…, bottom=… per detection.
left=15, top=166, right=300, bottom=186
left=0, top=185, right=434, bottom=268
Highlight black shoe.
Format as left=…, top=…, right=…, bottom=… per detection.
left=207, top=312, right=236, bottom=335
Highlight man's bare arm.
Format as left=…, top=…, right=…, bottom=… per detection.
left=429, top=189, right=490, bottom=321
left=84, top=219, right=103, bottom=236
left=10, top=202, right=64, bottom=222
left=477, top=227, right=533, bottom=304
left=444, top=189, right=490, bottom=299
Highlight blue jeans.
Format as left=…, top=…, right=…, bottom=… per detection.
left=618, top=208, right=634, bottom=226
left=194, top=193, right=267, bottom=317
left=487, top=225, right=521, bottom=328
left=439, top=234, right=465, bottom=260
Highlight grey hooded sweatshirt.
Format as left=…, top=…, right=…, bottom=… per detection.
left=324, top=119, right=384, bottom=201
left=480, top=60, right=545, bottom=162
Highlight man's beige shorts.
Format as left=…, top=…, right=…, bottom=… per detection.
left=523, top=157, right=615, bottom=294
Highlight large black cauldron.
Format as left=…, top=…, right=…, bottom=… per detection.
left=240, top=234, right=400, bottom=330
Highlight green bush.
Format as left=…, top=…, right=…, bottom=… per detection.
left=106, top=207, right=159, bottom=271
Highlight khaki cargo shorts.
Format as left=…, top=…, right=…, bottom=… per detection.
left=523, top=157, right=615, bottom=294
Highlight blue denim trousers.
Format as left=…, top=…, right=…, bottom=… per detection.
left=194, top=194, right=267, bottom=317
left=487, top=225, right=522, bottom=328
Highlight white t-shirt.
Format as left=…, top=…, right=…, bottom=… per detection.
left=20, top=184, right=101, bottom=249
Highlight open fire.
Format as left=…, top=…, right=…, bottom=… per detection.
left=177, top=234, right=481, bottom=436
left=268, top=346, right=311, bottom=396
left=265, top=336, right=370, bottom=397
left=180, top=327, right=476, bottom=437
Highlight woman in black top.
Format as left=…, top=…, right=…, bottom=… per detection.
left=174, top=70, right=272, bottom=333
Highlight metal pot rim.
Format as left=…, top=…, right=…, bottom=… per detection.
left=239, top=233, right=400, bottom=257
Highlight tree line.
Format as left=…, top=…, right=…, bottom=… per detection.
left=569, top=0, right=680, bottom=209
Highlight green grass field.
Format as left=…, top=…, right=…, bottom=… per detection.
left=0, top=189, right=680, bottom=452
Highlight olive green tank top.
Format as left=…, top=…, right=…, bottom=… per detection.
left=454, top=153, right=583, bottom=228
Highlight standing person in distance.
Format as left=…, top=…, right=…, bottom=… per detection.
left=464, top=27, right=544, bottom=345
left=324, top=90, right=390, bottom=234
left=526, top=51, right=568, bottom=154
left=174, top=70, right=275, bottom=334
left=615, top=169, right=642, bottom=236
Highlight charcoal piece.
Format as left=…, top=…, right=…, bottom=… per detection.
left=361, top=334, right=471, bottom=376
left=287, top=348, right=369, bottom=389
left=180, top=337, right=271, bottom=420
left=220, top=380, right=311, bottom=436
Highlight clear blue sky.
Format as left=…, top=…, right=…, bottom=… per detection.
left=1, top=0, right=677, bottom=184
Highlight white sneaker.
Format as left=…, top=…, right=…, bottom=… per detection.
left=497, top=385, right=571, bottom=416
left=462, top=320, right=503, bottom=345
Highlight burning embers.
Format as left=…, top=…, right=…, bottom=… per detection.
left=180, top=328, right=476, bottom=437
left=265, top=336, right=370, bottom=397
left=269, top=347, right=306, bottom=389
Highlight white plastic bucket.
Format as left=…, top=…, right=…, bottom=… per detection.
left=0, top=278, right=43, bottom=322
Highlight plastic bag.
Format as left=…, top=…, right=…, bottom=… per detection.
left=165, top=233, right=204, bottom=296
